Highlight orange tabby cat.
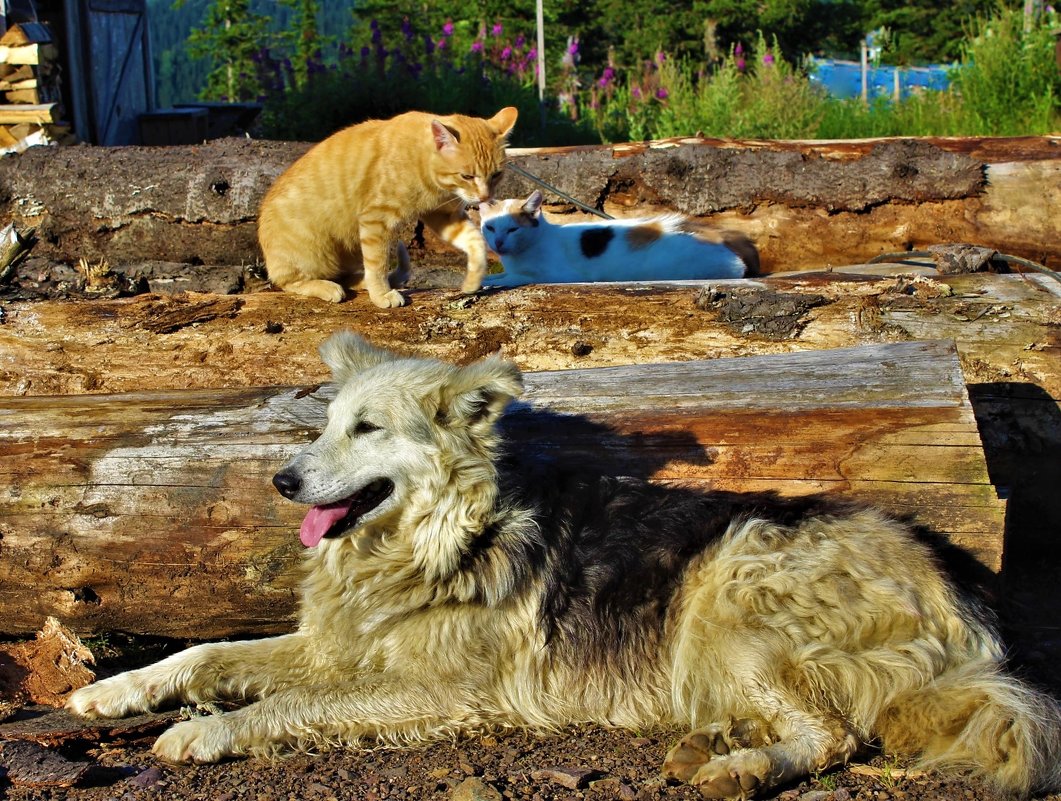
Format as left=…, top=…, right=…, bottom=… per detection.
left=258, top=107, right=518, bottom=307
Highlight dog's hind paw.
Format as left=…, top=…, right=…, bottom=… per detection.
left=66, top=674, right=156, bottom=719
left=663, top=719, right=772, bottom=783
left=153, top=717, right=237, bottom=764
left=689, top=750, right=773, bottom=799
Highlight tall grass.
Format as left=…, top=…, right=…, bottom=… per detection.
left=582, top=6, right=1058, bottom=141
left=257, top=19, right=597, bottom=146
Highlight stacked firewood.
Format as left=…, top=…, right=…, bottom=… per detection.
left=0, top=22, right=71, bottom=153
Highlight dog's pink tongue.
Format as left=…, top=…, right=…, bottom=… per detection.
left=299, top=500, right=353, bottom=548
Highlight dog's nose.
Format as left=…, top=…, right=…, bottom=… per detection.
left=272, top=469, right=302, bottom=499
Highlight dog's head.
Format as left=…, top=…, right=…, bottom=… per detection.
left=273, top=332, right=523, bottom=552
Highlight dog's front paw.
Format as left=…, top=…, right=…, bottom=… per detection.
left=153, top=717, right=237, bottom=764
left=66, top=673, right=156, bottom=719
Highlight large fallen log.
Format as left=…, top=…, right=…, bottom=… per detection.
left=0, top=135, right=1056, bottom=274
left=0, top=340, right=1005, bottom=638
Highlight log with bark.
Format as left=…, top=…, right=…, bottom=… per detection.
left=0, top=340, right=1005, bottom=638
left=0, top=136, right=1056, bottom=277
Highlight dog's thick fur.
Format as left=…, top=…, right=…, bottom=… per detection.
left=68, top=334, right=1061, bottom=798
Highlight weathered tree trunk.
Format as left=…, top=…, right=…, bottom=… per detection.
left=0, top=136, right=1056, bottom=274
left=0, top=340, right=1004, bottom=638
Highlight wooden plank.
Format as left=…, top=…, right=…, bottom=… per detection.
left=0, top=43, right=57, bottom=66
left=0, top=102, right=58, bottom=123
left=0, top=340, right=1005, bottom=638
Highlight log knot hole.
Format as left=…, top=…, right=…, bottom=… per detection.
left=210, top=178, right=231, bottom=197
left=68, top=587, right=101, bottom=606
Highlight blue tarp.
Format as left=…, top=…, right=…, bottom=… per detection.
left=807, top=58, right=952, bottom=99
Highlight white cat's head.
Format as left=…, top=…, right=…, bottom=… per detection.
left=479, top=190, right=544, bottom=256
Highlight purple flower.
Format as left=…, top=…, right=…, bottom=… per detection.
left=438, top=38, right=447, bottom=50
left=491, top=22, right=503, bottom=37
left=567, top=39, right=579, bottom=55
left=655, top=87, right=669, bottom=99
left=734, top=42, right=743, bottom=55
left=501, top=46, right=512, bottom=60
left=598, top=66, right=615, bottom=87
left=360, top=45, right=370, bottom=60
left=736, top=57, right=746, bottom=71
left=763, top=53, right=775, bottom=65
left=656, top=51, right=666, bottom=64
left=442, top=20, right=455, bottom=36
left=401, top=17, right=414, bottom=41
left=632, top=85, right=642, bottom=99
left=424, top=34, right=435, bottom=54
left=371, top=25, right=382, bottom=45
left=527, top=47, right=537, bottom=61
left=515, top=34, right=525, bottom=48
left=471, top=40, right=483, bottom=53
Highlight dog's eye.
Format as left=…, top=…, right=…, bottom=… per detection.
left=460, top=173, right=475, bottom=181
left=353, top=421, right=381, bottom=435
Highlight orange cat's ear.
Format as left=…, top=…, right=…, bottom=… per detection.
left=431, top=120, right=461, bottom=154
left=488, top=107, right=519, bottom=138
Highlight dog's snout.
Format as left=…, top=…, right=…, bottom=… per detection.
left=272, top=469, right=302, bottom=499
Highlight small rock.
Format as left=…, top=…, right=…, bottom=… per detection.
left=264, top=321, right=283, bottom=334
left=128, top=766, right=166, bottom=788
left=629, top=737, right=653, bottom=748
left=833, top=789, right=852, bottom=801
left=451, top=777, right=503, bottom=801
left=799, top=791, right=833, bottom=801
left=530, top=766, right=597, bottom=790
left=430, top=768, right=453, bottom=779
left=216, top=792, right=235, bottom=801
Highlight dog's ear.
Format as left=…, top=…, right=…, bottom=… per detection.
left=438, top=354, right=523, bottom=432
left=319, top=331, right=393, bottom=382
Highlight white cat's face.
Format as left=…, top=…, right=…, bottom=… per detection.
left=479, top=191, right=543, bottom=256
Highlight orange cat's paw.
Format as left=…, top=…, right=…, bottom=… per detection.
left=370, top=289, right=407, bottom=308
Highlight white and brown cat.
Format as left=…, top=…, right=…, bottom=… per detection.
left=258, top=107, right=518, bottom=307
left=479, top=190, right=757, bottom=286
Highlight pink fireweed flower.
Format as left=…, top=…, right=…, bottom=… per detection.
left=656, top=87, right=669, bottom=99
left=763, top=53, right=775, bottom=65
left=527, top=47, right=537, bottom=60
left=442, top=20, right=454, bottom=36
left=734, top=42, right=743, bottom=55
left=632, top=85, right=642, bottom=99
left=471, top=40, right=483, bottom=53
left=656, top=51, right=666, bottom=64
left=567, top=39, right=579, bottom=55
left=492, top=22, right=503, bottom=37
left=736, top=57, right=746, bottom=71
left=501, top=45, right=512, bottom=60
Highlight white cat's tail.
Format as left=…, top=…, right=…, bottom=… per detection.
left=389, top=242, right=412, bottom=287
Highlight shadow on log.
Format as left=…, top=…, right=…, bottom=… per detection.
left=0, top=340, right=1004, bottom=638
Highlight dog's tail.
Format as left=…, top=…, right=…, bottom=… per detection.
left=877, top=658, right=1061, bottom=796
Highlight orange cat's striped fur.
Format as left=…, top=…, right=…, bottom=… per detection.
left=258, top=108, right=518, bottom=308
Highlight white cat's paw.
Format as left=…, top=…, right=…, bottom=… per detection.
left=66, top=673, right=155, bottom=719
left=153, top=716, right=237, bottom=764
left=371, top=289, right=407, bottom=308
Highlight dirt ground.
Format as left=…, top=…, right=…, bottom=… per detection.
left=2, top=260, right=1060, bottom=801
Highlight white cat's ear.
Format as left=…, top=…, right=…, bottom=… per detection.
left=488, top=107, right=518, bottom=138
left=522, top=190, right=544, bottom=216
left=431, top=120, right=460, bottom=153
